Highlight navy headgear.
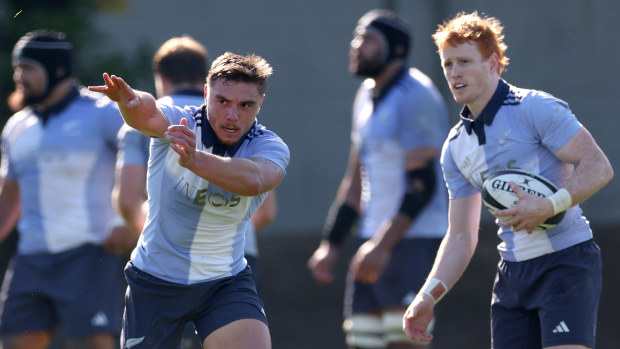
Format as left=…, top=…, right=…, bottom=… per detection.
left=356, top=9, right=411, bottom=65
left=12, top=30, right=73, bottom=102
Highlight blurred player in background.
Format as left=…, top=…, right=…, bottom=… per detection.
left=113, top=36, right=278, bottom=348
left=403, top=12, right=614, bottom=349
left=0, top=29, right=127, bottom=349
left=307, top=9, right=449, bottom=349
left=90, top=51, right=289, bottom=349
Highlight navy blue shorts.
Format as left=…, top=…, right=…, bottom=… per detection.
left=0, top=244, right=125, bottom=337
left=344, top=237, right=441, bottom=316
left=122, top=263, right=267, bottom=348
left=491, top=239, right=601, bottom=349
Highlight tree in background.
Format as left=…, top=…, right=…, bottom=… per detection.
left=0, top=0, right=153, bottom=127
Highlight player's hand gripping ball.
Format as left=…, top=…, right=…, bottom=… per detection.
left=481, top=169, right=566, bottom=230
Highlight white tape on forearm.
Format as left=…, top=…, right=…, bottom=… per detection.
left=548, top=188, right=572, bottom=216
left=420, top=278, right=448, bottom=304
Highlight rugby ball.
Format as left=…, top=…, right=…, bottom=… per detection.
left=481, top=169, right=565, bottom=230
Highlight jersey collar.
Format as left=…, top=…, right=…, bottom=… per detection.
left=32, top=84, right=80, bottom=125
left=460, top=79, right=510, bottom=145
left=372, top=66, right=408, bottom=106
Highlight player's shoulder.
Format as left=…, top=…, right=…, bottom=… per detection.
left=2, top=108, right=34, bottom=137
left=248, top=122, right=286, bottom=145
left=400, top=67, right=445, bottom=103
left=246, top=122, right=290, bottom=158
left=505, top=83, right=569, bottom=112
left=445, top=121, right=466, bottom=143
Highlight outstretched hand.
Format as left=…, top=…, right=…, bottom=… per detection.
left=493, top=181, right=554, bottom=233
left=88, top=73, right=139, bottom=108
left=166, top=118, right=197, bottom=168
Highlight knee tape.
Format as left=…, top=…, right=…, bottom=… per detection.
left=343, top=314, right=387, bottom=349
left=382, top=310, right=435, bottom=344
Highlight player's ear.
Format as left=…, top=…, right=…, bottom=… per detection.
left=203, top=84, right=208, bottom=100
left=258, top=95, right=265, bottom=111
left=488, top=53, right=500, bottom=74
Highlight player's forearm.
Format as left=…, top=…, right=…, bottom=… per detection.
left=372, top=213, right=413, bottom=251
left=187, top=151, right=279, bottom=196
left=119, top=91, right=163, bottom=137
left=0, top=208, right=19, bottom=243
left=565, top=147, right=613, bottom=206
left=119, top=203, right=147, bottom=236
left=0, top=180, right=20, bottom=242
left=427, top=229, right=477, bottom=290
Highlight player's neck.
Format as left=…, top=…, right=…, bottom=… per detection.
left=371, top=61, right=405, bottom=93
left=467, top=78, right=500, bottom=118
left=40, top=79, right=74, bottom=109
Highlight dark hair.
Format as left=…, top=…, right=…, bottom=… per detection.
left=152, top=35, right=208, bottom=85
left=207, top=52, right=273, bottom=95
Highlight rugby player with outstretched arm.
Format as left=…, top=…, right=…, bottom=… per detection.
left=90, top=52, right=289, bottom=349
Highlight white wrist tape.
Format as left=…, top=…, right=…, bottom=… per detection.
left=548, top=188, right=572, bottom=216
left=420, top=278, right=448, bottom=304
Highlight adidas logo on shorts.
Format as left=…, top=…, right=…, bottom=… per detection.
left=552, top=321, right=570, bottom=333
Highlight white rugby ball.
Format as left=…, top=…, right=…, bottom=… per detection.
left=481, top=169, right=565, bottom=230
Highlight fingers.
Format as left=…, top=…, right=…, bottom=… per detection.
left=402, top=304, right=434, bottom=343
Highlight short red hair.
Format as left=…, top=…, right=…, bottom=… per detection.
left=433, top=11, right=509, bottom=74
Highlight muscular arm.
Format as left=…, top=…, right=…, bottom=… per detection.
left=554, top=127, right=613, bottom=205
left=496, top=127, right=613, bottom=232
left=426, top=194, right=480, bottom=290
left=0, top=178, right=20, bottom=242
left=336, top=144, right=362, bottom=210
left=187, top=154, right=283, bottom=196
left=166, top=119, right=283, bottom=195
left=89, top=73, right=170, bottom=138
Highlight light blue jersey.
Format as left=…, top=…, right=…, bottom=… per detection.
left=352, top=67, right=449, bottom=239
left=0, top=86, right=124, bottom=254
left=130, top=104, right=289, bottom=284
left=442, top=79, right=590, bottom=262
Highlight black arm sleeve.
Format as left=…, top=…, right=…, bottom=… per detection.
left=398, top=160, right=437, bottom=220
left=321, top=201, right=359, bottom=246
